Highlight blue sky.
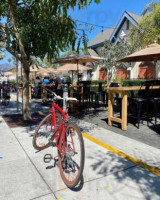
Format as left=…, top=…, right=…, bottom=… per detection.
left=70, top=0, right=160, bottom=43
left=0, top=0, right=159, bottom=65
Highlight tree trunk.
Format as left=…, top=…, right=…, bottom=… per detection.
left=22, top=61, right=31, bottom=120
left=8, top=0, right=31, bottom=120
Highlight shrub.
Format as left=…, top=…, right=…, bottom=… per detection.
left=122, top=79, right=147, bottom=86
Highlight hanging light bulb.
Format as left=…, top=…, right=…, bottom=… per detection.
left=101, top=26, right=104, bottom=32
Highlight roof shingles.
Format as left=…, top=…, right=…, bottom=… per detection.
left=88, top=27, right=114, bottom=48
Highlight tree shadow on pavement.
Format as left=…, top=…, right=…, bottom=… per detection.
left=149, top=124, right=160, bottom=136
left=88, top=150, right=160, bottom=199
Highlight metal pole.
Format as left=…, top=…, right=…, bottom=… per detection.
left=16, top=59, right=19, bottom=112
left=63, top=76, right=68, bottom=111
left=21, top=63, right=23, bottom=115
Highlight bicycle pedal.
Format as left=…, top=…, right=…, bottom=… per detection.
left=49, top=140, right=56, bottom=147
left=53, top=156, right=59, bottom=167
left=43, top=154, right=53, bottom=163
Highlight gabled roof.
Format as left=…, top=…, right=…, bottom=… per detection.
left=88, top=11, right=141, bottom=48
left=88, top=27, right=114, bottom=48
left=110, top=11, right=141, bottom=42
left=127, top=11, right=141, bottom=23
left=87, top=49, right=99, bottom=57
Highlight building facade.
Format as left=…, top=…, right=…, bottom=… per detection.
left=88, top=11, right=157, bottom=81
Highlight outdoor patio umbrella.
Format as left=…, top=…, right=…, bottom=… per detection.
left=30, top=65, right=49, bottom=74
left=17, top=65, right=49, bottom=77
left=46, top=67, right=58, bottom=74
left=4, top=71, right=14, bottom=76
left=53, top=54, right=104, bottom=82
left=56, top=63, right=92, bottom=82
left=118, top=43, right=160, bottom=62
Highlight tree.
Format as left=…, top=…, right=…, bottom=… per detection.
left=0, top=0, right=100, bottom=120
left=100, top=39, right=135, bottom=83
left=129, top=4, right=160, bottom=49
left=142, top=1, right=160, bottom=15
left=0, top=42, right=4, bottom=59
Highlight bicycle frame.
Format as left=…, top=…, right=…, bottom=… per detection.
left=49, top=102, right=68, bottom=154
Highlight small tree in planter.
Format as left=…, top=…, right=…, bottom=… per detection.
left=100, top=39, right=135, bottom=84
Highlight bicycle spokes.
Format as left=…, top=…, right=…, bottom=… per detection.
left=58, top=124, right=83, bottom=186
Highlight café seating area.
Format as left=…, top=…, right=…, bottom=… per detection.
left=29, top=81, right=108, bottom=112
left=18, top=76, right=160, bottom=131
left=109, top=80, right=160, bottom=130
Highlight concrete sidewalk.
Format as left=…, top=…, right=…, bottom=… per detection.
left=1, top=114, right=160, bottom=200
left=77, top=120, right=160, bottom=170
left=0, top=99, right=160, bottom=199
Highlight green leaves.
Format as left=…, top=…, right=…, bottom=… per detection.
left=1, top=0, right=100, bottom=61
left=130, top=3, right=160, bottom=49
left=102, top=39, right=134, bottom=69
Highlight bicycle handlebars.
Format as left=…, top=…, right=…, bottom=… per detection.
left=45, top=89, right=78, bottom=103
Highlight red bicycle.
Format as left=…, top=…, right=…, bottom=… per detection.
left=32, top=92, right=85, bottom=188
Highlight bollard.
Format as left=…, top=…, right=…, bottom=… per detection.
left=63, top=76, right=68, bottom=111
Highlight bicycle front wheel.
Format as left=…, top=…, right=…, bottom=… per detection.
left=58, top=123, right=85, bottom=188
left=33, top=113, right=62, bottom=151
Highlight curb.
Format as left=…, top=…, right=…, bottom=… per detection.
left=82, top=132, right=160, bottom=177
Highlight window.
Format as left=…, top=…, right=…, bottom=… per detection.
left=126, top=19, right=130, bottom=30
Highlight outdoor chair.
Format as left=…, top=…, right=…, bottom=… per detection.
left=147, top=85, right=160, bottom=125
left=128, top=82, right=152, bottom=128
left=109, top=82, right=122, bottom=117
left=78, top=81, right=94, bottom=108
left=92, top=83, right=108, bottom=108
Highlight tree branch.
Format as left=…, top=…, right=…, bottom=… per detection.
left=6, top=46, right=21, bottom=61
left=8, top=0, right=28, bottom=65
left=4, top=23, right=21, bottom=61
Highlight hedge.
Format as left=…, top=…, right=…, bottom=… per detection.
left=122, top=79, right=147, bottom=86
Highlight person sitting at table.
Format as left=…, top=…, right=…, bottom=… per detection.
left=34, top=76, right=41, bottom=87
left=43, top=76, right=50, bottom=85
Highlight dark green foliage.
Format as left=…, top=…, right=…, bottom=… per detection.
left=91, top=80, right=107, bottom=85
left=90, top=80, right=107, bottom=92
left=122, top=79, right=147, bottom=86
left=0, top=0, right=100, bottom=62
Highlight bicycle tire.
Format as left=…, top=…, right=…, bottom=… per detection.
left=33, top=112, right=62, bottom=151
left=58, top=123, right=85, bottom=188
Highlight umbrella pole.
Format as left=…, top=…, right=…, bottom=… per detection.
left=77, top=60, right=79, bottom=83
left=72, top=71, right=73, bottom=83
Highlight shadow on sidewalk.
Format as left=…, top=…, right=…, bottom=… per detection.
left=2, top=112, right=44, bottom=128
left=88, top=149, right=160, bottom=199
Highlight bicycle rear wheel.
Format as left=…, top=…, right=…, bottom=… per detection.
left=33, top=113, right=62, bottom=151
left=58, top=123, right=85, bottom=188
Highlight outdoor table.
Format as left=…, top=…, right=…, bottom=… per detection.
left=108, top=85, right=160, bottom=131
